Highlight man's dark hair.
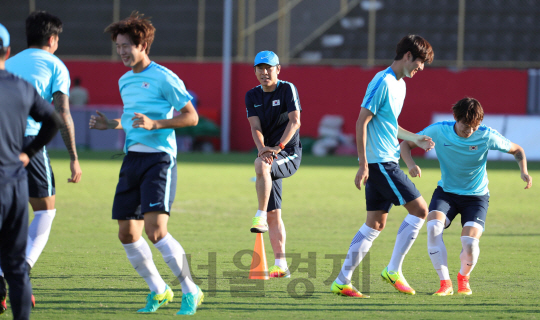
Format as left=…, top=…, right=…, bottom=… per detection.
left=105, top=11, right=155, bottom=54
left=0, top=38, right=6, bottom=57
left=452, top=97, right=484, bottom=126
left=26, top=11, right=63, bottom=47
left=394, top=34, right=434, bottom=64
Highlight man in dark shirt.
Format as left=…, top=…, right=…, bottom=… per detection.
left=245, top=51, right=302, bottom=278
left=0, top=24, right=61, bottom=320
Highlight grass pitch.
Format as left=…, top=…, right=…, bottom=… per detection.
left=4, top=151, right=540, bottom=319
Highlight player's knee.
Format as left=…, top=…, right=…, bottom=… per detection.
left=145, top=228, right=166, bottom=244
left=461, top=236, right=479, bottom=255
left=254, top=158, right=270, bottom=175
left=118, top=231, right=136, bottom=244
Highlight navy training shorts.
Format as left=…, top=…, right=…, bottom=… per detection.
left=365, top=162, right=421, bottom=212
left=266, top=146, right=302, bottom=212
left=428, top=186, right=489, bottom=230
left=112, top=152, right=177, bottom=220
left=24, top=136, right=55, bottom=198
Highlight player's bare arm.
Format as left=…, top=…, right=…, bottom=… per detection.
left=89, top=110, right=122, bottom=130
left=131, top=101, right=198, bottom=130
left=259, top=110, right=301, bottom=157
left=355, top=107, right=373, bottom=190
left=400, top=140, right=422, bottom=178
left=397, top=125, right=435, bottom=151
left=507, top=142, right=533, bottom=189
left=53, top=91, right=82, bottom=183
left=247, top=116, right=273, bottom=164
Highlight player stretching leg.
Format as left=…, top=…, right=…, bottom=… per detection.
left=331, top=35, right=434, bottom=297
left=401, top=97, right=532, bottom=296
left=90, top=12, right=202, bottom=315
left=246, top=51, right=302, bottom=278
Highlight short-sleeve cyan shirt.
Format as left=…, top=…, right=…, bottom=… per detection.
left=119, top=62, right=192, bottom=158
left=6, top=48, right=70, bottom=136
left=419, top=121, right=512, bottom=195
left=360, top=67, right=406, bottom=164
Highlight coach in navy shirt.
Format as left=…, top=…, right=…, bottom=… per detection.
left=0, top=24, right=60, bottom=320
left=245, top=51, right=302, bottom=278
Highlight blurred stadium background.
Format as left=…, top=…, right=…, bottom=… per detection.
left=1, top=0, right=539, bottom=158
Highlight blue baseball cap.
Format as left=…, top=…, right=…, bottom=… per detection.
left=254, top=51, right=279, bottom=66
left=0, top=23, right=9, bottom=49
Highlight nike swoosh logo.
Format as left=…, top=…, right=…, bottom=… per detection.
left=254, top=104, right=262, bottom=108
left=444, top=143, right=452, bottom=146
left=429, top=251, right=439, bottom=255
left=149, top=202, right=160, bottom=207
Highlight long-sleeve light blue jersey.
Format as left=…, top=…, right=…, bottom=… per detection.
left=6, top=48, right=70, bottom=136
left=119, top=61, right=192, bottom=158
left=361, top=67, right=406, bottom=163
left=419, top=121, right=512, bottom=196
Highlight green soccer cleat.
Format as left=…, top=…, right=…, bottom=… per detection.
left=176, top=285, right=204, bottom=315
left=330, top=281, right=369, bottom=298
left=269, top=265, right=291, bottom=278
left=250, top=217, right=268, bottom=233
left=381, top=267, right=416, bottom=295
left=137, top=285, right=174, bottom=313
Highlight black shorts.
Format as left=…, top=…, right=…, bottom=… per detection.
left=112, top=152, right=177, bottom=220
left=24, top=136, right=55, bottom=198
left=428, top=186, right=489, bottom=230
left=266, top=146, right=302, bottom=212
left=365, top=162, right=421, bottom=212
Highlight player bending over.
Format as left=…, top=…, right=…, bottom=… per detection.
left=331, top=35, right=434, bottom=298
left=401, top=97, right=532, bottom=295
left=90, top=12, right=202, bottom=315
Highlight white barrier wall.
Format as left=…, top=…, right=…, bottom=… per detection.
left=425, top=114, right=540, bottom=161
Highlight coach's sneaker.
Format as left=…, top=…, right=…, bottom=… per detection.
left=269, top=265, right=290, bottom=278
left=250, top=217, right=268, bottom=233
left=330, top=281, right=369, bottom=298
left=176, top=285, right=204, bottom=315
left=433, top=280, right=454, bottom=296
left=457, top=273, right=472, bottom=295
left=381, top=267, right=416, bottom=295
left=137, top=285, right=174, bottom=313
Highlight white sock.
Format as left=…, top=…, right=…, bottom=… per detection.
left=275, top=258, right=288, bottom=270
left=387, top=214, right=425, bottom=273
left=154, top=233, right=197, bottom=294
left=26, top=209, right=56, bottom=267
left=123, top=237, right=167, bottom=294
left=427, top=219, right=450, bottom=280
left=459, top=236, right=480, bottom=276
left=335, top=224, right=380, bottom=285
left=255, top=210, right=267, bottom=219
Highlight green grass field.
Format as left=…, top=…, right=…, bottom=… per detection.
left=4, top=151, right=540, bottom=319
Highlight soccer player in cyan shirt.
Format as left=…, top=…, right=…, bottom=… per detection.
left=331, top=35, right=435, bottom=298
left=89, top=12, right=203, bottom=315
left=401, top=97, right=532, bottom=296
left=2, top=10, right=81, bottom=297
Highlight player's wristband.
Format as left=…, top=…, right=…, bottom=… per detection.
left=278, top=142, right=285, bottom=150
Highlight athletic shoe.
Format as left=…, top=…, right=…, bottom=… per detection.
left=137, top=285, right=174, bottom=313
left=381, top=267, right=416, bottom=295
left=269, top=265, right=290, bottom=278
left=330, top=281, right=369, bottom=298
left=31, top=294, right=35, bottom=308
left=0, top=276, right=6, bottom=314
left=250, top=217, right=268, bottom=233
left=433, top=280, right=453, bottom=296
left=457, top=273, right=472, bottom=295
left=176, top=285, right=204, bottom=315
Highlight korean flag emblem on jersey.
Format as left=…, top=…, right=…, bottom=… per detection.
left=272, top=99, right=280, bottom=106
left=142, top=82, right=150, bottom=89
left=469, top=145, right=478, bottom=151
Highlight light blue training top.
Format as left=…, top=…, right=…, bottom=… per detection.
left=119, top=61, right=192, bottom=158
left=6, top=48, right=70, bottom=136
left=419, top=121, right=512, bottom=196
left=360, top=67, right=406, bottom=163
